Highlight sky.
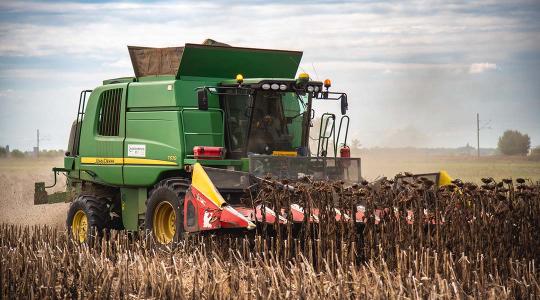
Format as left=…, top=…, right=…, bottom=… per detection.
left=0, top=0, right=539, bottom=151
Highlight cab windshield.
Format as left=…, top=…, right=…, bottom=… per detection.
left=222, top=91, right=296, bottom=157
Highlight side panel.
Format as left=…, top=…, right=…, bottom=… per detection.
left=123, top=78, right=225, bottom=186
left=127, top=79, right=221, bottom=109
left=78, top=84, right=127, bottom=185
left=127, top=80, right=176, bottom=108
left=181, top=109, right=224, bottom=156
left=183, top=191, right=200, bottom=232
left=123, top=111, right=182, bottom=186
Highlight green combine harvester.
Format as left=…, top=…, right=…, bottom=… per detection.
left=35, top=40, right=450, bottom=244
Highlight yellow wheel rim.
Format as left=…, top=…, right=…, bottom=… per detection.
left=72, top=210, right=88, bottom=243
left=153, top=202, right=176, bottom=244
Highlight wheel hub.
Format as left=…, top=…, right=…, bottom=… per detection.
left=72, top=210, right=88, bottom=243
left=153, top=202, right=176, bottom=244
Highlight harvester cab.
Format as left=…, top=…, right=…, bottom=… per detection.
left=33, top=40, right=448, bottom=245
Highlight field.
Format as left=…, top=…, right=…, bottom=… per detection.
left=1, top=155, right=539, bottom=299
left=2, top=154, right=539, bottom=228
left=0, top=157, right=67, bottom=227
left=359, top=151, right=540, bottom=183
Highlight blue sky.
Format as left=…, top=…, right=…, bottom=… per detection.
left=0, top=0, right=539, bottom=150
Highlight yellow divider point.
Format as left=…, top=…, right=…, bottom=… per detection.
left=191, top=163, right=226, bottom=208
left=438, top=170, right=453, bottom=186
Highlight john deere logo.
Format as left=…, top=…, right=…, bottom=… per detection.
left=96, top=158, right=115, bottom=165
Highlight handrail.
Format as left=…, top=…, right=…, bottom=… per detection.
left=71, top=90, right=92, bottom=156
left=335, top=115, right=350, bottom=155
left=317, top=113, right=335, bottom=157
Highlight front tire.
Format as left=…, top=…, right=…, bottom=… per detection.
left=66, top=195, right=108, bottom=243
left=145, top=178, right=189, bottom=245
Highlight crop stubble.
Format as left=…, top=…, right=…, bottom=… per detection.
left=1, top=171, right=539, bottom=299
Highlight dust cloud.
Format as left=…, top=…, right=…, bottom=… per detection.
left=0, top=158, right=68, bottom=228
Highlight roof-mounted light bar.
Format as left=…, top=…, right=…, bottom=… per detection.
left=217, top=73, right=325, bottom=96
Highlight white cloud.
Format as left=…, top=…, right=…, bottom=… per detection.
left=0, top=0, right=537, bottom=66
left=102, top=58, right=132, bottom=69
left=0, top=0, right=539, bottom=149
left=316, top=61, right=468, bottom=71
left=469, top=63, right=498, bottom=74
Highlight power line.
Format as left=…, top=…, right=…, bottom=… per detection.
left=477, top=113, right=492, bottom=158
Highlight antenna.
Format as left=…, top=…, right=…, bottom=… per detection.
left=311, top=63, right=320, bottom=81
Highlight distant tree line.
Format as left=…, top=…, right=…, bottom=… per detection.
left=0, top=146, right=64, bottom=158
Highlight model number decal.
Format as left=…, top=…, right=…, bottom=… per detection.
left=167, top=155, right=177, bottom=161
left=128, top=144, right=146, bottom=157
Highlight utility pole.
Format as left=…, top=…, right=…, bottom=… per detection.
left=476, top=114, right=492, bottom=159
left=477, top=113, right=480, bottom=159
left=35, top=129, right=40, bottom=158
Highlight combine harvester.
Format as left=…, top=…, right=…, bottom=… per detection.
left=35, top=40, right=450, bottom=244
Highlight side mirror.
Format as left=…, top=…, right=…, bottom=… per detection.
left=340, top=94, right=348, bottom=115
left=197, top=89, right=208, bottom=110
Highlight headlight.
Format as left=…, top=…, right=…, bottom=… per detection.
left=271, top=83, right=279, bottom=90
left=307, top=86, right=314, bottom=92
left=262, top=83, right=271, bottom=90
left=314, top=86, right=320, bottom=92
left=279, top=84, right=287, bottom=91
